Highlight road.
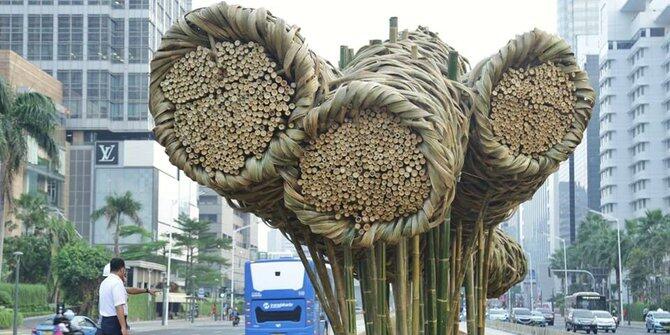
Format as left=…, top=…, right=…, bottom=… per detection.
left=546, top=315, right=649, bottom=335
left=134, top=322, right=244, bottom=335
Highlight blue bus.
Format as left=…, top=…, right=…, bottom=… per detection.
left=244, top=258, right=328, bottom=335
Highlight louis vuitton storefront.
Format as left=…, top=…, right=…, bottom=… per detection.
left=67, top=131, right=199, bottom=249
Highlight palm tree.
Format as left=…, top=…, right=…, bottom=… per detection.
left=91, top=191, right=142, bottom=256
left=0, top=75, right=60, bottom=275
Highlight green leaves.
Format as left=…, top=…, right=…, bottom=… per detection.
left=54, top=240, right=110, bottom=312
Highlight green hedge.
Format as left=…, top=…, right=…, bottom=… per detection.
left=0, top=283, right=47, bottom=309
left=127, top=294, right=156, bottom=322
left=625, top=302, right=648, bottom=322
left=0, top=307, right=22, bottom=329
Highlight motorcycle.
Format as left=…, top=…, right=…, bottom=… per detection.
left=232, top=315, right=240, bottom=327
left=53, top=306, right=85, bottom=335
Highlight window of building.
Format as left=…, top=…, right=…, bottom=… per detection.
left=88, top=0, right=110, bottom=4
left=631, top=198, right=649, bottom=211
left=631, top=122, right=647, bottom=137
left=58, top=0, right=83, bottom=5
left=650, top=27, right=665, bottom=37
left=28, top=0, right=53, bottom=4
left=110, top=73, right=124, bottom=120
left=57, top=15, right=84, bottom=60
left=111, top=18, right=124, bottom=63
left=127, top=73, right=149, bottom=120
left=27, top=15, right=53, bottom=61
left=199, top=214, right=217, bottom=223
left=128, top=18, right=153, bottom=63
left=129, top=0, right=148, bottom=9
left=0, top=15, right=24, bottom=56
left=111, top=0, right=124, bottom=8
left=87, top=70, right=110, bottom=119
left=618, top=41, right=633, bottom=49
left=0, top=0, right=23, bottom=4
left=198, top=195, right=218, bottom=205
left=631, top=160, right=647, bottom=174
left=88, top=15, right=110, bottom=60
left=630, top=142, right=648, bottom=155
left=57, top=70, right=83, bottom=118
left=602, top=203, right=616, bottom=214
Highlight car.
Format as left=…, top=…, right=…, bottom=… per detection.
left=566, top=309, right=598, bottom=334
left=31, top=315, right=99, bottom=335
left=511, top=308, right=533, bottom=325
left=646, top=310, right=670, bottom=333
left=487, top=308, right=509, bottom=322
left=593, top=310, right=617, bottom=333
left=536, top=307, right=555, bottom=326
left=530, top=311, right=547, bottom=327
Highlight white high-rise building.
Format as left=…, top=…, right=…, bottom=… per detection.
left=598, top=0, right=670, bottom=220
left=198, top=186, right=259, bottom=297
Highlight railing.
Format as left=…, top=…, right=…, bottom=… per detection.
left=488, top=321, right=571, bottom=335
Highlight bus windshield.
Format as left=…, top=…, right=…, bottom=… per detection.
left=566, top=292, right=607, bottom=311
left=245, top=258, right=327, bottom=335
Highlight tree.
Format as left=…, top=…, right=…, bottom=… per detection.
left=3, top=235, right=50, bottom=283
left=54, top=240, right=110, bottom=316
left=120, top=225, right=176, bottom=265
left=624, top=210, right=670, bottom=303
left=0, top=75, right=61, bottom=275
left=91, top=191, right=142, bottom=256
left=172, top=213, right=230, bottom=293
left=12, top=193, right=50, bottom=234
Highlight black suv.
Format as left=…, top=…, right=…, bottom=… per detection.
left=567, top=309, right=598, bottom=334
left=536, top=307, right=555, bottom=326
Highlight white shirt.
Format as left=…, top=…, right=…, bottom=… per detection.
left=99, top=273, right=128, bottom=317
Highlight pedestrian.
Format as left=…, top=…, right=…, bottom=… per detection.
left=211, top=303, right=217, bottom=321
left=98, top=258, right=155, bottom=335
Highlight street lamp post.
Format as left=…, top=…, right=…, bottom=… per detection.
left=525, top=251, right=534, bottom=310
left=163, top=219, right=175, bottom=326
left=230, top=225, right=251, bottom=314
left=12, top=251, right=22, bottom=335
left=588, top=209, right=624, bottom=323
left=556, top=237, right=569, bottom=297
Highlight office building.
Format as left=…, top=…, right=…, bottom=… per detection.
left=198, top=186, right=259, bottom=297
left=266, top=228, right=297, bottom=257
left=0, top=0, right=203, bottom=248
left=0, top=50, right=69, bottom=233
left=598, top=0, right=670, bottom=220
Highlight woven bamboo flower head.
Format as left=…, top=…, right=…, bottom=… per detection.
left=452, top=29, right=596, bottom=234
left=284, top=29, right=472, bottom=247
left=149, top=1, right=334, bottom=218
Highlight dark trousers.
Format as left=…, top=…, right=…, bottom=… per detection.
left=98, top=316, right=129, bottom=335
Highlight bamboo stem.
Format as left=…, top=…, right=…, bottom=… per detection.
left=425, top=230, right=437, bottom=335
left=465, top=255, right=476, bottom=335
left=411, top=235, right=421, bottom=334
left=344, top=247, right=357, bottom=335
left=359, top=257, right=375, bottom=335
left=479, top=226, right=495, bottom=335
left=395, top=238, right=409, bottom=335
left=305, top=235, right=344, bottom=332
left=436, top=217, right=451, bottom=333
left=326, top=240, right=349, bottom=332
left=289, top=233, right=343, bottom=334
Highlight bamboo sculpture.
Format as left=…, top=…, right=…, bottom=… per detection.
left=149, top=2, right=595, bottom=335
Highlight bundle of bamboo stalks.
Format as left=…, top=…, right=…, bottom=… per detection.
left=149, top=2, right=335, bottom=220
left=149, top=4, right=594, bottom=335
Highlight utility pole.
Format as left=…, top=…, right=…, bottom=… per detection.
left=230, top=225, right=252, bottom=313
left=12, top=252, right=22, bottom=335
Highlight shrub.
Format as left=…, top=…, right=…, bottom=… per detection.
left=127, top=294, right=156, bottom=322
left=0, top=291, right=11, bottom=308
left=0, top=307, right=22, bottom=329
left=0, top=283, right=47, bottom=309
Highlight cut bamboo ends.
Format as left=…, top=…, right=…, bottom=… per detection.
left=149, top=1, right=333, bottom=219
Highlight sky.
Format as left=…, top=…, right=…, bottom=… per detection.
left=189, top=0, right=558, bottom=251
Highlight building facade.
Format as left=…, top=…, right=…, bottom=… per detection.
left=0, top=0, right=203, bottom=250
left=0, top=50, right=69, bottom=233
left=598, top=0, right=670, bottom=220
left=0, top=0, right=190, bottom=132
left=198, top=186, right=259, bottom=297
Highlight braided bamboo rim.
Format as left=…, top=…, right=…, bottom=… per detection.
left=149, top=1, right=328, bottom=215
left=486, top=229, right=527, bottom=298
left=452, top=29, right=595, bottom=231
left=284, top=80, right=456, bottom=247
